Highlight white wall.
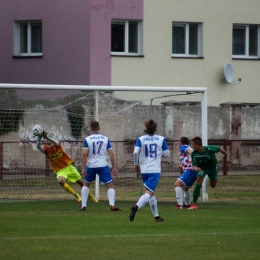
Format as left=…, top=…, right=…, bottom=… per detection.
left=112, top=0, right=260, bottom=106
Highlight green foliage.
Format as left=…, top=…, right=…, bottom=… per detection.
left=66, top=105, right=85, bottom=139
left=0, top=110, right=24, bottom=135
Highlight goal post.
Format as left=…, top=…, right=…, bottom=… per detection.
left=0, top=84, right=208, bottom=202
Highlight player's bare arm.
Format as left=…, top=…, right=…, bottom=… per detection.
left=44, top=132, right=60, bottom=146
left=108, top=149, right=118, bottom=176
left=220, top=147, right=228, bottom=157
left=82, top=149, right=88, bottom=176
left=193, top=166, right=201, bottom=172
left=186, top=148, right=193, bottom=155
left=133, top=147, right=141, bottom=174
left=36, top=135, right=45, bottom=153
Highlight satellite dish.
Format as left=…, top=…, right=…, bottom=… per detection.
left=224, top=63, right=234, bottom=84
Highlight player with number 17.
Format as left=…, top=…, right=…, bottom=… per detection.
left=80, top=121, right=121, bottom=211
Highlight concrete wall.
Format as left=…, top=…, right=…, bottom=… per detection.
left=1, top=99, right=260, bottom=169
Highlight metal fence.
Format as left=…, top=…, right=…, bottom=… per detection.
left=0, top=139, right=260, bottom=180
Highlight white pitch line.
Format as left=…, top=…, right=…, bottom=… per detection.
left=1, top=231, right=260, bottom=240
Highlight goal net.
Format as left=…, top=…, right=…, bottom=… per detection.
left=0, top=84, right=207, bottom=202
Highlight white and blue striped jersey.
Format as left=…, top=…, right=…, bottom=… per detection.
left=83, top=133, right=112, bottom=168
left=134, top=134, right=169, bottom=173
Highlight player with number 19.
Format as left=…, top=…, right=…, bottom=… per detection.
left=81, top=121, right=120, bottom=211
left=129, top=119, right=170, bottom=222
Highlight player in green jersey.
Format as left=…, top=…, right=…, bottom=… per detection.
left=188, top=136, right=228, bottom=209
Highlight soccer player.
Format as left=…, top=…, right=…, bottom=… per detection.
left=129, top=119, right=170, bottom=222
left=188, top=136, right=228, bottom=209
left=174, top=136, right=197, bottom=209
left=36, top=130, right=98, bottom=203
left=80, top=121, right=121, bottom=211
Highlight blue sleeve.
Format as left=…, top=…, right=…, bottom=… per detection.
left=83, top=139, right=88, bottom=149
left=107, top=139, right=112, bottom=150
left=180, top=145, right=188, bottom=153
left=135, top=138, right=141, bottom=148
left=162, top=138, right=169, bottom=151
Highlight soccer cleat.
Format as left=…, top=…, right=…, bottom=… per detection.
left=175, top=205, right=183, bottom=210
left=76, top=193, right=81, bottom=202
left=155, top=216, right=164, bottom=222
left=79, top=206, right=86, bottom=211
left=183, top=203, right=190, bottom=208
left=88, top=192, right=99, bottom=203
left=129, top=204, right=138, bottom=221
left=188, top=203, right=197, bottom=209
left=110, top=205, right=121, bottom=211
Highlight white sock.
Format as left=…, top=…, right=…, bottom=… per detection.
left=175, top=186, right=183, bottom=206
left=81, top=186, right=89, bottom=207
left=107, top=188, right=115, bottom=206
left=184, top=189, right=191, bottom=205
left=149, top=195, right=159, bottom=217
left=136, top=193, right=150, bottom=209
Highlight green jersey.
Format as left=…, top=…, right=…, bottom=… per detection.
left=192, top=146, right=220, bottom=169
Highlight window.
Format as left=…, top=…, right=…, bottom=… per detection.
left=111, top=20, right=143, bottom=55
left=172, top=22, right=203, bottom=57
left=14, top=21, right=42, bottom=56
left=233, top=24, right=259, bottom=58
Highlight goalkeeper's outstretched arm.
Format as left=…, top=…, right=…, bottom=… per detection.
left=36, top=136, right=45, bottom=153
left=44, top=133, right=60, bottom=146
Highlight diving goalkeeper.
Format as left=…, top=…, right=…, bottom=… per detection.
left=35, top=128, right=98, bottom=203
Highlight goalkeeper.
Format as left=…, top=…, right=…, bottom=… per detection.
left=188, top=136, right=228, bottom=209
left=35, top=128, right=98, bottom=203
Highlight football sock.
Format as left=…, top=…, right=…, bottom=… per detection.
left=184, top=189, right=191, bottom=205
left=136, top=193, right=150, bottom=209
left=149, top=195, right=159, bottom=217
left=175, top=186, right=183, bottom=206
left=107, top=188, right=116, bottom=206
left=193, top=183, right=202, bottom=203
left=63, top=183, right=78, bottom=197
left=81, top=186, right=89, bottom=207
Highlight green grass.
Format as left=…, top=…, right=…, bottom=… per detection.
left=1, top=199, right=260, bottom=260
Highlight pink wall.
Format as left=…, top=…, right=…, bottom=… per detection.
left=0, top=0, right=143, bottom=85
left=89, top=0, right=143, bottom=85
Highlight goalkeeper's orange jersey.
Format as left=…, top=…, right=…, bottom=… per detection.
left=44, top=144, right=72, bottom=173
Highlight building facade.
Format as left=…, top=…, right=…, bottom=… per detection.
left=0, top=0, right=260, bottom=106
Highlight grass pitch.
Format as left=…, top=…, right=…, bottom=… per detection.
left=0, top=198, right=260, bottom=260
left=0, top=175, right=260, bottom=259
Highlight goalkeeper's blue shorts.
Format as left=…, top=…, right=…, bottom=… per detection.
left=178, top=169, right=197, bottom=187
left=84, top=166, right=113, bottom=185
left=142, top=173, right=160, bottom=193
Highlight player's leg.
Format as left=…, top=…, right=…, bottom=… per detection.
left=131, top=173, right=163, bottom=222
left=209, top=164, right=218, bottom=188
left=80, top=167, right=96, bottom=210
left=183, top=170, right=197, bottom=207
left=56, top=167, right=81, bottom=202
left=188, top=170, right=206, bottom=209
left=130, top=174, right=150, bottom=221
left=100, top=166, right=121, bottom=211
left=81, top=183, right=90, bottom=210
left=174, top=179, right=185, bottom=209
left=148, top=193, right=163, bottom=222
left=74, top=168, right=98, bottom=203
left=105, top=182, right=121, bottom=211
left=183, top=187, right=191, bottom=207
